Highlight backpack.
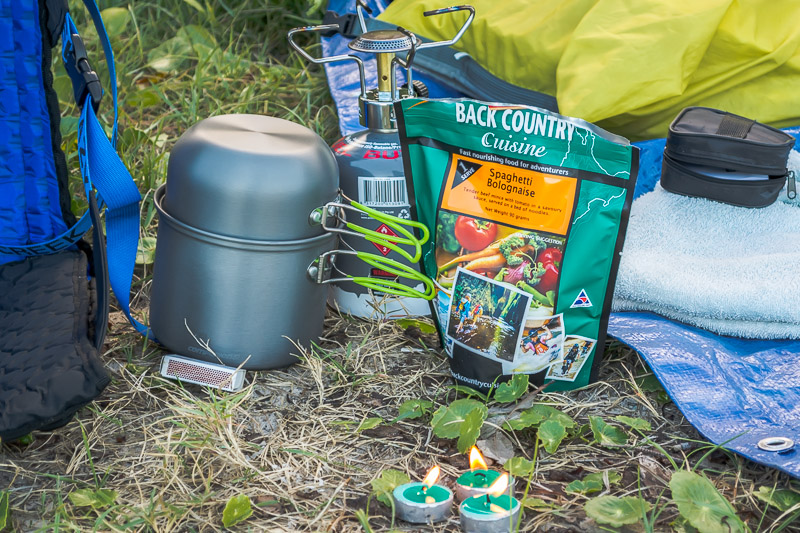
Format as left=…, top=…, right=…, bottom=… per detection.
left=0, top=0, right=146, bottom=441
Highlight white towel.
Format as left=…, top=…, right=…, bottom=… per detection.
left=612, top=151, right=800, bottom=339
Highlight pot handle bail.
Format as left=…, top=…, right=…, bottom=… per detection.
left=308, top=250, right=436, bottom=300
left=309, top=196, right=430, bottom=263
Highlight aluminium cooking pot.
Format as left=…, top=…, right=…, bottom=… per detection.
left=149, top=114, right=434, bottom=371
left=150, top=114, right=338, bottom=370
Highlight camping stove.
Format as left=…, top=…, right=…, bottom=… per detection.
left=288, top=3, right=474, bottom=319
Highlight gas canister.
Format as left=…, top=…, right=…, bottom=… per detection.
left=288, top=4, right=474, bottom=319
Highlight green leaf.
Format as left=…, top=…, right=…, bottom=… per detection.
left=504, top=456, right=535, bottom=477
left=431, top=399, right=487, bottom=439
left=754, top=486, right=800, bottom=512
left=0, top=491, right=8, bottom=530
left=68, top=488, right=118, bottom=509
left=357, top=417, right=382, bottom=432
left=182, top=24, right=217, bottom=49
left=614, top=416, right=652, bottom=432
left=636, top=374, right=663, bottom=392
left=503, top=403, right=574, bottom=432
left=504, top=408, right=545, bottom=431
left=371, top=469, right=410, bottom=507
left=566, top=471, right=622, bottom=495
left=670, top=471, right=745, bottom=533
left=147, top=34, right=192, bottom=73
left=457, top=408, right=484, bottom=453
left=393, top=399, right=433, bottom=423
left=395, top=318, right=436, bottom=334
left=493, top=374, right=529, bottom=403
left=182, top=25, right=217, bottom=62
left=585, top=495, right=650, bottom=527
left=306, top=0, right=326, bottom=16
left=222, top=494, right=253, bottom=528
left=13, top=433, right=34, bottom=446
left=52, top=74, right=72, bottom=105
left=589, top=416, right=627, bottom=447
left=545, top=290, right=556, bottom=307
left=60, top=116, right=79, bottom=137
left=521, top=497, right=556, bottom=510
left=449, top=385, right=489, bottom=402
left=100, top=7, right=130, bottom=38
left=537, top=419, right=567, bottom=454
left=147, top=26, right=215, bottom=73
left=125, top=88, right=162, bottom=108
left=136, top=236, right=157, bottom=265
left=183, top=0, right=206, bottom=13
left=533, top=404, right=576, bottom=429
left=637, top=374, right=671, bottom=404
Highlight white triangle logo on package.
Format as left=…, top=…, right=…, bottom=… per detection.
left=570, top=289, right=593, bottom=308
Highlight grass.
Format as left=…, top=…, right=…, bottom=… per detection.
left=1, top=0, right=799, bottom=531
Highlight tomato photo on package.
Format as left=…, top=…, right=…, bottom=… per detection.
left=454, top=216, right=497, bottom=251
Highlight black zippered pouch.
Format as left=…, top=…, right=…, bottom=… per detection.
left=666, top=107, right=795, bottom=174
left=661, top=153, right=790, bottom=208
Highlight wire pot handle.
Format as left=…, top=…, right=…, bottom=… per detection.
left=310, top=198, right=430, bottom=264
left=308, top=250, right=435, bottom=300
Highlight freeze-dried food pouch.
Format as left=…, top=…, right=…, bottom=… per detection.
left=395, top=99, right=639, bottom=391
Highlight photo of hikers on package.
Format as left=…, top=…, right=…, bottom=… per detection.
left=446, top=267, right=530, bottom=361
left=546, top=335, right=597, bottom=382
left=503, top=314, right=565, bottom=374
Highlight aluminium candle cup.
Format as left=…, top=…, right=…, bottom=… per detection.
left=459, top=494, right=522, bottom=533
left=455, top=470, right=515, bottom=502
left=392, top=482, right=453, bottom=524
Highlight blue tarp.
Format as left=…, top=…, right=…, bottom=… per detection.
left=322, top=0, right=800, bottom=478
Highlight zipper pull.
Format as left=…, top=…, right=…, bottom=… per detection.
left=788, top=170, right=796, bottom=200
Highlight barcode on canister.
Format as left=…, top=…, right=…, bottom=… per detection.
left=358, top=177, right=409, bottom=207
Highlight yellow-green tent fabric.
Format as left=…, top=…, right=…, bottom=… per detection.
left=380, top=0, right=800, bottom=140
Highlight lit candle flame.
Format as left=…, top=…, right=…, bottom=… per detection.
left=422, top=465, right=441, bottom=488
left=469, top=446, right=488, bottom=471
left=489, top=502, right=508, bottom=514
left=487, top=472, right=509, bottom=497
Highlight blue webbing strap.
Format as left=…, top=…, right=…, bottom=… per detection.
left=75, top=0, right=119, bottom=146
left=78, top=96, right=152, bottom=338
left=60, top=4, right=154, bottom=339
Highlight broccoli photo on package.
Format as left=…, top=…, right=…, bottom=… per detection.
left=395, top=99, right=639, bottom=392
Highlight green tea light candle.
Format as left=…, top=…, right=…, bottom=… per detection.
left=392, top=466, right=453, bottom=524
left=456, top=446, right=514, bottom=501
left=456, top=469, right=515, bottom=502
left=459, top=492, right=521, bottom=533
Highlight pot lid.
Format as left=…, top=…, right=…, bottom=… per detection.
left=163, top=114, right=338, bottom=241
